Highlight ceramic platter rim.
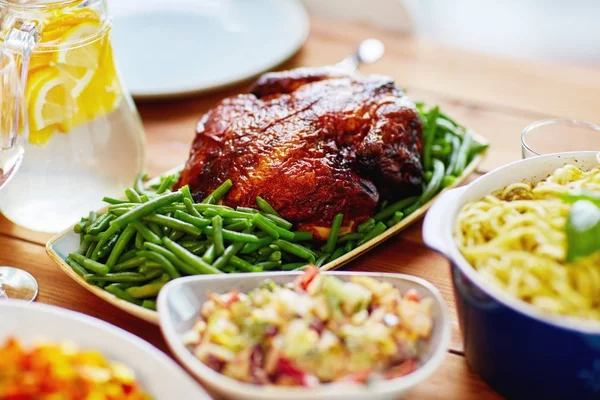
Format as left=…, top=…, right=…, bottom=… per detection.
left=46, top=132, right=488, bottom=325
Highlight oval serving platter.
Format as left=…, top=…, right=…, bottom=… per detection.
left=46, top=133, right=487, bottom=324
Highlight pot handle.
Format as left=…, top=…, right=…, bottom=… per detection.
left=422, top=186, right=467, bottom=256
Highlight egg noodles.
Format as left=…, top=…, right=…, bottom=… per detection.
left=455, top=156, right=600, bottom=320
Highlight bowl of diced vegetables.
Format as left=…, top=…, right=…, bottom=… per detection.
left=157, top=267, right=451, bottom=400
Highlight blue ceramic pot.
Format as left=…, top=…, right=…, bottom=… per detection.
left=423, top=152, right=600, bottom=400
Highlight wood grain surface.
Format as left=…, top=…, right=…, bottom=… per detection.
left=1, top=16, right=598, bottom=400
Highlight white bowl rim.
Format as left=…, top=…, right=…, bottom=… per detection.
left=427, top=150, right=600, bottom=335
left=157, top=271, right=451, bottom=398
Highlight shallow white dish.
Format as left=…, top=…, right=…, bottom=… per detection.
left=109, top=0, right=310, bottom=99
left=157, top=271, right=451, bottom=400
left=0, top=301, right=210, bottom=399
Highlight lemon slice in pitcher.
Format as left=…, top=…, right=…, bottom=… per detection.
left=26, top=68, right=74, bottom=144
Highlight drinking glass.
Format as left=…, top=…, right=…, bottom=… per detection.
left=521, top=119, right=600, bottom=158
left=0, top=0, right=146, bottom=233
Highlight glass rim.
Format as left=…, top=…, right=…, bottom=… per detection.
left=521, top=118, right=600, bottom=157
left=0, top=0, right=85, bottom=11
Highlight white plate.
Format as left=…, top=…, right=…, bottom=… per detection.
left=109, top=0, right=310, bottom=99
left=157, top=271, right=451, bottom=400
left=0, top=300, right=210, bottom=399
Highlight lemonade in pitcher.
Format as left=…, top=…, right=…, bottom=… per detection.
left=0, top=0, right=145, bottom=232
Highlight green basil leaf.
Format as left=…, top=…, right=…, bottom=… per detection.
left=566, top=200, right=600, bottom=262
left=560, top=190, right=600, bottom=208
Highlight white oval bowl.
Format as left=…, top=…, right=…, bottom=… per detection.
left=157, top=271, right=451, bottom=400
left=0, top=301, right=210, bottom=399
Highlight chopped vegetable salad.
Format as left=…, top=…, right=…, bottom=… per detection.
left=184, top=267, right=434, bottom=386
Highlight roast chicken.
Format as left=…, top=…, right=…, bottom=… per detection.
left=176, top=67, right=424, bottom=237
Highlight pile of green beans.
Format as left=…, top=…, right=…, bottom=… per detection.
left=67, top=105, right=487, bottom=312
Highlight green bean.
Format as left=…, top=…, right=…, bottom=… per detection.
left=240, top=236, right=273, bottom=254
left=228, top=255, right=257, bottom=272
left=107, top=191, right=183, bottom=234
left=105, top=225, right=136, bottom=269
left=74, top=220, right=88, bottom=234
left=183, top=197, right=202, bottom=218
left=452, top=131, right=473, bottom=176
left=136, top=250, right=181, bottom=279
left=148, top=222, right=163, bottom=238
left=83, top=233, right=104, bottom=242
left=422, top=106, right=439, bottom=171
left=132, top=221, right=162, bottom=245
left=282, top=262, right=306, bottom=271
left=77, top=238, right=92, bottom=255
left=269, top=251, right=282, bottom=261
left=203, top=227, right=260, bottom=243
left=337, top=232, right=364, bottom=243
left=255, top=261, right=282, bottom=270
left=118, top=249, right=138, bottom=264
left=142, top=300, right=157, bottom=311
left=69, top=253, right=109, bottom=276
left=102, top=197, right=128, bottom=205
left=169, top=230, right=185, bottom=242
left=212, top=215, right=225, bottom=256
left=213, top=242, right=245, bottom=270
left=134, top=173, right=148, bottom=196
left=162, top=237, right=222, bottom=274
left=179, top=185, right=194, bottom=203
left=323, top=213, right=344, bottom=253
left=110, top=208, right=131, bottom=216
left=236, top=207, right=258, bottom=214
left=330, top=247, right=346, bottom=261
left=358, top=221, right=387, bottom=246
left=88, top=213, right=115, bottom=235
left=374, top=196, right=419, bottom=221
left=315, top=253, right=330, bottom=267
left=224, top=220, right=252, bottom=231
left=258, top=246, right=275, bottom=256
left=468, top=142, right=489, bottom=161
left=138, top=263, right=162, bottom=275
left=142, top=242, right=202, bottom=275
left=201, top=244, right=216, bottom=264
left=344, top=240, right=356, bottom=253
left=441, top=175, right=456, bottom=189
left=256, top=196, right=281, bottom=217
left=113, top=256, right=147, bottom=272
left=357, top=218, right=375, bottom=233
left=203, top=195, right=216, bottom=204
left=173, top=210, right=211, bottom=228
left=273, top=240, right=316, bottom=262
left=424, top=171, right=433, bottom=182
left=203, top=208, right=253, bottom=219
left=84, top=270, right=161, bottom=284
left=85, top=242, right=97, bottom=258
left=262, top=213, right=293, bottom=229
left=126, top=281, right=166, bottom=299
left=386, top=211, right=405, bottom=227
left=445, top=134, right=462, bottom=175
left=431, top=143, right=450, bottom=159
left=143, top=214, right=202, bottom=236
left=96, top=233, right=119, bottom=260
left=291, top=231, right=313, bottom=242
left=156, top=175, right=175, bottom=194
left=253, top=213, right=294, bottom=240
left=65, top=257, right=87, bottom=277
left=134, top=231, right=144, bottom=249
left=203, top=179, right=233, bottom=203
left=105, top=284, right=142, bottom=305
left=420, top=158, right=445, bottom=204
left=189, top=244, right=206, bottom=254
left=125, top=188, right=142, bottom=203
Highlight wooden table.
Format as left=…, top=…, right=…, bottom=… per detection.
left=2, top=17, right=599, bottom=399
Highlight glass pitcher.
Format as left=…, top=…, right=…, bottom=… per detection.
left=0, top=0, right=146, bottom=233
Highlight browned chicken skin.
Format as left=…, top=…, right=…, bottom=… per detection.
left=176, top=67, right=423, bottom=237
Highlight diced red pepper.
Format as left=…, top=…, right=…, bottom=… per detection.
left=294, top=265, right=319, bottom=291
left=404, top=289, right=421, bottom=302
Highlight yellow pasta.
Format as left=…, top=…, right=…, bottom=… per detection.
left=455, top=161, right=600, bottom=320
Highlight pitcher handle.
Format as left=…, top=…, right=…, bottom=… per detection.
left=1, top=20, right=39, bottom=151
